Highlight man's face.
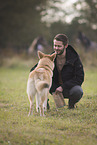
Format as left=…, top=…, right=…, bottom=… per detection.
left=53, top=39, right=65, bottom=55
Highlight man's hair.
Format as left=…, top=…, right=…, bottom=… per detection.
left=54, top=34, right=69, bottom=46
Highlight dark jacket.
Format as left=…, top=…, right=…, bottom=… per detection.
left=50, top=45, right=84, bottom=94
left=30, top=45, right=84, bottom=94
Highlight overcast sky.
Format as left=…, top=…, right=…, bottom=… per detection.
left=41, top=0, right=79, bottom=24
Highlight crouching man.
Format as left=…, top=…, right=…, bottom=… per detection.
left=50, top=34, right=84, bottom=109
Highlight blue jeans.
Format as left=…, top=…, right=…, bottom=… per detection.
left=63, top=85, right=83, bottom=107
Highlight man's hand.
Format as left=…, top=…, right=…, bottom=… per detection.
left=55, top=86, right=63, bottom=94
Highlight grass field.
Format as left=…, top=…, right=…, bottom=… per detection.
left=0, top=57, right=97, bottom=145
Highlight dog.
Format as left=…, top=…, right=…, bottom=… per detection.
left=27, top=51, right=56, bottom=116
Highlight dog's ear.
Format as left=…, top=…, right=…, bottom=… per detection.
left=38, top=51, right=44, bottom=59
left=50, top=53, right=56, bottom=61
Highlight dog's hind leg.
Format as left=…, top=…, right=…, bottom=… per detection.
left=39, top=89, right=48, bottom=116
left=28, top=95, right=35, bottom=116
left=39, top=104, right=43, bottom=116
left=43, top=89, right=49, bottom=112
left=36, top=93, right=40, bottom=113
left=27, top=80, right=36, bottom=116
left=39, top=97, right=45, bottom=116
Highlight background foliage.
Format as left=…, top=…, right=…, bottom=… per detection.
left=0, top=0, right=97, bottom=50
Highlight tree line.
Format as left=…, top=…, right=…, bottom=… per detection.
left=0, top=0, right=97, bottom=50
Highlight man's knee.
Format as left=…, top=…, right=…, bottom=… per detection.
left=69, top=85, right=83, bottom=99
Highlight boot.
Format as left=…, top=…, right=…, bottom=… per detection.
left=68, top=99, right=75, bottom=109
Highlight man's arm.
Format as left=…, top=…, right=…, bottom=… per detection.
left=62, top=56, right=84, bottom=90
left=30, top=63, right=38, bottom=72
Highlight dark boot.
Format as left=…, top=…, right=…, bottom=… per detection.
left=68, top=99, right=75, bottom=109
left=68, top=86, right=83, bottom=109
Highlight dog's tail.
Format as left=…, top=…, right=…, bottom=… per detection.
left=35, top=81, right=49, bottom=92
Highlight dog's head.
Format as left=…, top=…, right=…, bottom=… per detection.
left=38, top=51, right=56, bottom=70
left=38, top=51, right=56, bottom=61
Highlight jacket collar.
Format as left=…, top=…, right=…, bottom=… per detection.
left=66, top=45, right=78, bottom=65
left=54, top=45, right=78, bottom=65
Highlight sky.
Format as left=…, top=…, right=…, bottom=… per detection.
left=41, top=0, right=79, bottom=25
left=60, top=0, right=78, bottom=23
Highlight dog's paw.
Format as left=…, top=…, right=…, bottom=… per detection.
left=43, top=114, right=46, bottom=117
left=28, top=112, right=33, bottom=116
left=40, top=113, right=46, bottom=117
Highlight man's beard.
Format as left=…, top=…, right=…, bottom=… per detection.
left=55, top=48, right=64, bottom=55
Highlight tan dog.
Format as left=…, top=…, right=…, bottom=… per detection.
left=27, top=51, right=56, bottom=116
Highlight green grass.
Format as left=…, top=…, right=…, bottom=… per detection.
left=0, top=58, right=97, bottom=145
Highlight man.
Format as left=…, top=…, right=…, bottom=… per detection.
left=50, top=34, right=84, bottom=109
left=30, top=34, right=84, bottom=109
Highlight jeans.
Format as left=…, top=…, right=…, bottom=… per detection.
left=63, top=85, right=83, bottom=107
